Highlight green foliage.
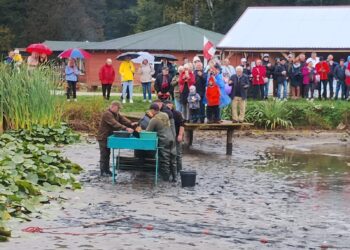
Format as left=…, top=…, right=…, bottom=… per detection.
left=222, top=99, right=350, bottom=130
left=0, top=132, right=82, bottom=238
left=8, top=124, right=80, bottom=145
left=0, top=26, right=14, bottom=52
left=245, top=100, right=293, bottom=130
left=0, top=64, right=63, bottom=131
left=62, top=96, right=147, bottom=132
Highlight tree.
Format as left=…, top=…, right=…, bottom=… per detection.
left=133, top=0, right=167, bottom=32
left=0, top=0, right=26, bottom=47
left=23, top=0, right=105, bottom=44
left=0, top=26, right=15, bottom=52
left=104, top=0, right=137, bottom=39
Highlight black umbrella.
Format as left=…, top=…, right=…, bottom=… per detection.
left=116, top=52, right=140, bottom=61
left=153, top=53, right=178, bottom=61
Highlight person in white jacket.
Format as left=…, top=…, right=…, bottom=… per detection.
left=139, top=59, right=155, bottom=102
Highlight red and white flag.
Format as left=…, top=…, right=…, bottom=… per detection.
left=203, top=36, right=216, bottom=60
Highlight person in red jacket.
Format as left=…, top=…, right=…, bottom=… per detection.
left=315, top=56, right=330, bottom=99
left=99, top=58, right=116, bottom=100
left=251, top=59, right=267, bottom=99
left=206, top=76, right=220, bottom=123
left=178, top=64, right=195, bottom=121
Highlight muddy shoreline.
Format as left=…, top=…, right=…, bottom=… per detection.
left=4, top=131, right=350, bottom=250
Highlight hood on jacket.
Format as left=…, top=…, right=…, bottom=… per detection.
left=347, top=56, right=350, bottom=62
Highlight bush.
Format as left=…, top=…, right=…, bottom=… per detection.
left=245, top=100, right=293, bottom=130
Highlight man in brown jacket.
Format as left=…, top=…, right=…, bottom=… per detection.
left=97, top=101, right=136, bottom=176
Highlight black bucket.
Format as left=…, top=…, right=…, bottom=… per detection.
left=180, top=170, right=197, bottom=188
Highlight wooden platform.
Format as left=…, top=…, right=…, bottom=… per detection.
left=184, top=121, right=253, bottom=155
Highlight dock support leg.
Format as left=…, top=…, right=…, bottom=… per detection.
left=184, top=130, right=194, bottom=147
left=226, top=129, right=234, bottom=155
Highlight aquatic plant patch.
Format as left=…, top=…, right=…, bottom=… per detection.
left=8, top=123, right=80, bottom=145
left=0, top=64, right=63, bottom=131
left=0, top=133, right=82, bottom=241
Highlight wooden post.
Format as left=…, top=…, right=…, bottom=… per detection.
left=184, top=129, right=194, bottom=147
left=226, top=129, right=234, bottom=155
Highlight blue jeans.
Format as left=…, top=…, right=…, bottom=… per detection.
left=142, top=82, right=152, bottom=100
left=264, top=79, right=270, bottom=98
left=122, top=80, right=133, bottom=100
left=335, top=80, right=346, bottom=99
left=174, top=98, right=182, bottom=113
left=277, top=80, right=288, bottom=99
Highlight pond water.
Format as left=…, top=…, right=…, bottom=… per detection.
left=6, top=136, right=350, bottom=250
left=250, top=143, right=350, bottom=249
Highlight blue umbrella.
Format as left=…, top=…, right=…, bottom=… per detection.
left=58, top=48, right=91, bottom=59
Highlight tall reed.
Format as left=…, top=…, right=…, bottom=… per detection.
left=0, top=64, right=63, bottom=131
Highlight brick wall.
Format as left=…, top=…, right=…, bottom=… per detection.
left=84, top=50, right=200, bottom=87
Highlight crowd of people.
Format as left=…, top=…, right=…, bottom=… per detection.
left=4, top=49, right=49, bottom=69
left=98, top=52, right=350, bottom=130
left=243, top=52, right=350, bottom=101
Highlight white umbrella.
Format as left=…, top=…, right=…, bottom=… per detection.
left=132, top=52, right=155, bottom=64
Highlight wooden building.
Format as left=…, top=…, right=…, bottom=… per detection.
left=44, top=22, right=223, bottom=88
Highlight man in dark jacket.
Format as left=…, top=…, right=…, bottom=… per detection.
left=334, top=58, right=346, bottom=100
left=154, top=67, right=173, bottom=101
left=96, top=101, right=136, bottom=176
left=194, top=62, right=207, bottom=123
left=153, top=100, right=177, bottom=181
left=165, top=101, right=184, bottom=175
left=327, top=54, right=338, bottom=99
left=274, top=58, right=288, bottom=100
left=147, top=103, right=176, bottom=182
left=229, top=66, right=250, bottom=123
left=263, top=54, right=274, bottom=99
left=154, top=59, right=175, bottom=79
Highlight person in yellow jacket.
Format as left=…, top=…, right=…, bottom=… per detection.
left=119, top=57, right=135, bottom=103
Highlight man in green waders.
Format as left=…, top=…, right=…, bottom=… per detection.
left=146, top=103, right=176, bottom=182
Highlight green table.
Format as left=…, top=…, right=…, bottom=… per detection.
left=107, top=132, right=159, bottom=185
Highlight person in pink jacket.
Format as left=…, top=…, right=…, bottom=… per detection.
left=179, top=64, right=195, bottom=121
left=302, top=60, right=315, bottom=100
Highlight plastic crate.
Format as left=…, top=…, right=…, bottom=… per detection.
left=108, top=136, right=158, bottom=150
left=139, top=131, right=157, bottom=140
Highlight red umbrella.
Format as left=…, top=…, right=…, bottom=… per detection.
left=58, top=48, right=91, bottom=59
left=26, top=43, right=52, bottom=55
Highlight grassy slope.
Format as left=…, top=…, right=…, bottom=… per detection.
left=62, top=96, right=350, bottom=132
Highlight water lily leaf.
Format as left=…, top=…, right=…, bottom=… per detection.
left=40, top=155, right=54, bottom=164
left=21, top=200, right=36, bottom=213
left=15, top=180, right=39, bottom=195
left=12, top=155, right=25, bottom=164
left=26, top=173, right=38, bottom=185
left=1, top=211, right=11, bottom=220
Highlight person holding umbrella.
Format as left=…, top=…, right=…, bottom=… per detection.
left=65, top=58, right=80, bottom=102
left=119, top=56, right=135, bottom=104
left=99, top=58, right=115, bottom=100
left=27, top=52, right=39, bottom=69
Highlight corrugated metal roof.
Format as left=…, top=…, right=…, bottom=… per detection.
left=217, top=6, right=350, bottom=50
left=43, top=41, right=99, bottom=51
left=44, top=22, right=223, bottom=52
left=85, top=22, right=223, bottom=51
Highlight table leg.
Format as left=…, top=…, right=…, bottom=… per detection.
left=116, top=149, right=120, bottom=181
left=184, top=130, right=194, bottom=147
left=226, top=129, right=234, bottom=155
left=112, top=149, right=115, bottom=184
left=155, top=148, right=159, bottom=186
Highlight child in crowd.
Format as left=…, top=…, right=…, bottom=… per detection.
left=206, top=76, right=221, bottom=123
left=187, top=85, right=201, bottom=123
